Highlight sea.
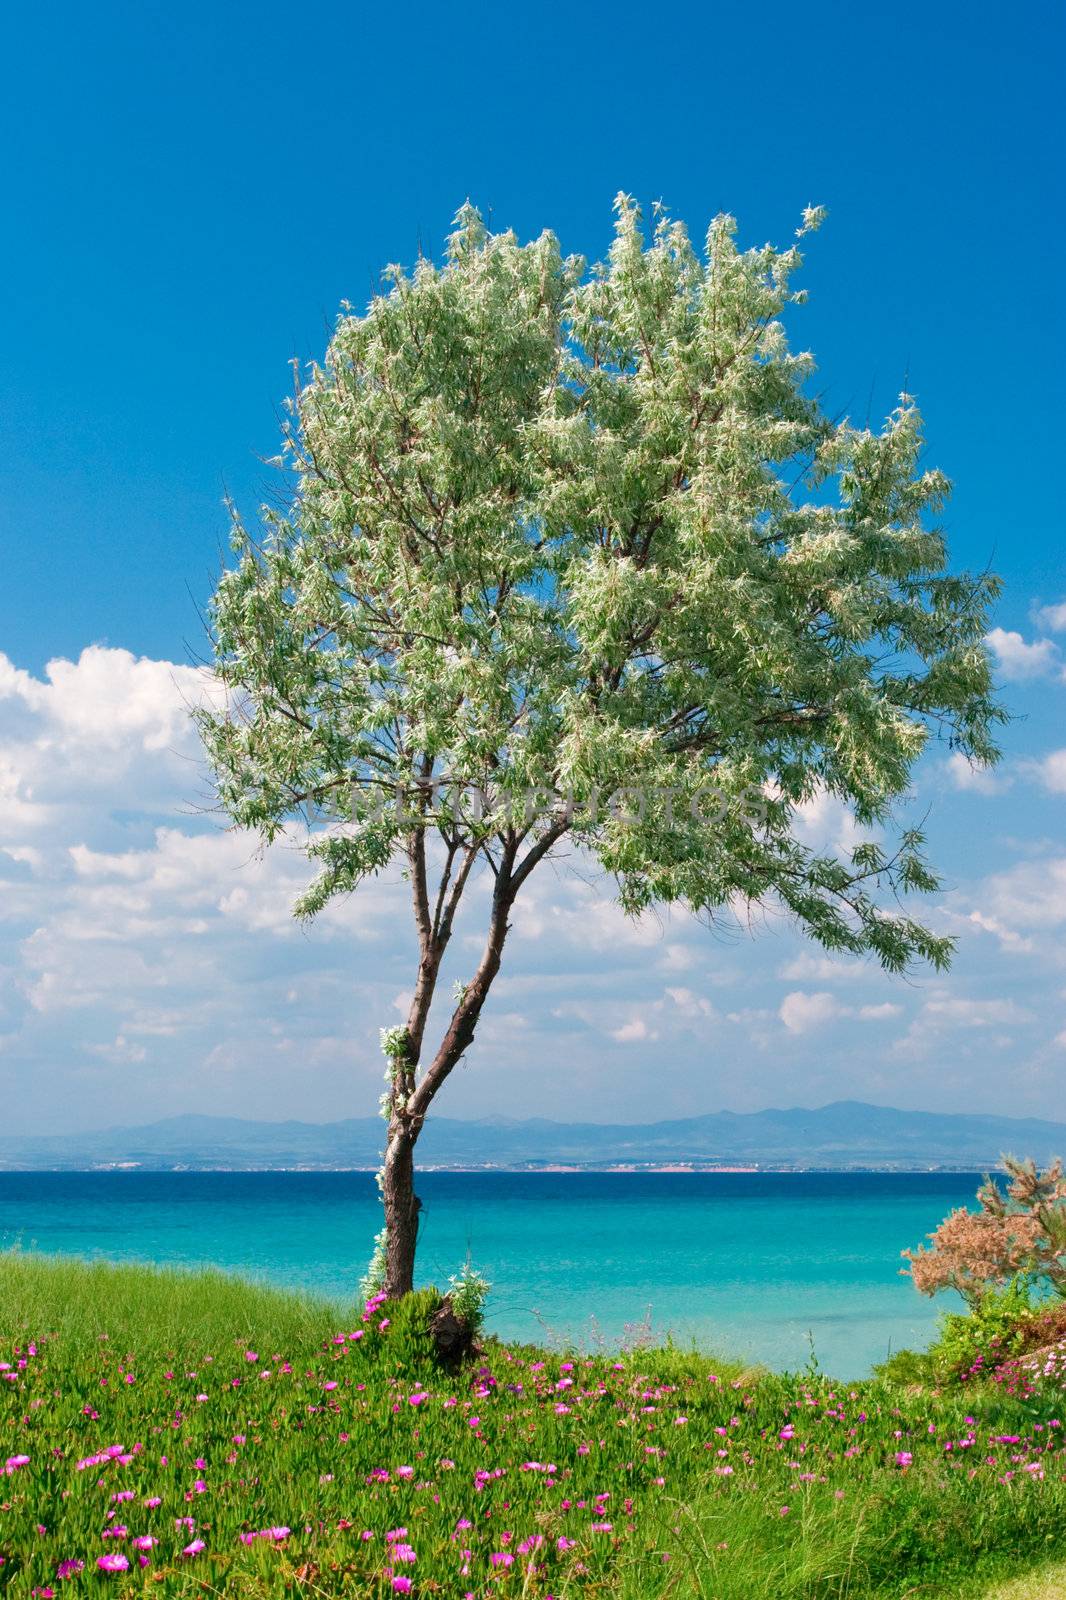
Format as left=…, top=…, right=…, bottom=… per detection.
left=0, top=1170, right=976, bottom=1378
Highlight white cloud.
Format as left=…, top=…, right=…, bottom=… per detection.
left=1031, top=750, right=1066, bottom=795
left=790, top=786, right=870, bottom=857
left=945, top=752, right=1010, bottom=795
left=664, top=986, right=716, bottom=1020
left=1034, top=600, right=1066, bottom=633
left=975, top=856, right=1066, bottom=940
left=922, top=995, right=1031, bottom=1028
left=0, top=638, right=1061, bottom=1129
left=779, top=990, right=903, bottom=1033
left=612, top=1015, right=653, bottom=1043
left=779, top=990, right=842, bottom=1034
left=986, top=627, right=1063, bottom=682
left=778, top=952, right=874, bottom=983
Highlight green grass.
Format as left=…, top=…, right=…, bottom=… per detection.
left=1, top=1252, right=1064, bottom=1597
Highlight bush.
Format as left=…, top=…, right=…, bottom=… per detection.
left=1010, top=1296, right=1066, bottom=1356
left=377, top=1287, right=445, bottom=1373
left=871, top=1346, right=939, bottom=1386
left=931, top=1277, right=1036, bottom=1378
left=903, top=1156, right=1066, bottom=1304
left=447, top=1261, right=491, bottom=1335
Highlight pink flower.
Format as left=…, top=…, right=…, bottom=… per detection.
left=97, top=1555, right=129, bottom=1572
left=182, top=1539, right=206, bottom=1557
left=392, top=1581, right=412, bottom=1595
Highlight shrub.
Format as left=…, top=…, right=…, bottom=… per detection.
left=871, top=1346, right=939, bottom=1386
left=378, top=1287, right=445, bottom=1373
left=903, top=1155, right=1066, bottom=1305
left=930, top=1277, right=1036, bottom=1379
left=446, top=1261, right=491, bottom=1335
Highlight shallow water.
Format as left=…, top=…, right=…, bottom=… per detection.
left=0, top=1170, right=973, bottom=1376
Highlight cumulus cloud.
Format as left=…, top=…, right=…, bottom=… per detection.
left=0, top=634, right=1062, bottom=1129
left=611, top=1015, right=654, bottom=1043
left=1030, top=750, right=1066, bottom=795
left=779, top=991, right=843, bottom=1034
left=1033, top=600, right=1066, bottom=633
left=972, top=856, right=1066, bottom=944
left=986, top=627, right=1063, bottom=683
left=779, top=990, right=902, bottom=1034
left=944, top=752, right=1010, bottom=795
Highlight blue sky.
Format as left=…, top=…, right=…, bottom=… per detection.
left=1, top=0, right=1063, bottom=1133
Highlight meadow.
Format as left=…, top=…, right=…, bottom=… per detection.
left=1, top=1254, right=1064, bottom=1598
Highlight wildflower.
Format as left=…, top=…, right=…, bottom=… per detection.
left=392, top=1581, right=412, bottom=1595
left=182, top=1539, right=206, bottom=1557
left=97, top=1554, right=129, bottom=1573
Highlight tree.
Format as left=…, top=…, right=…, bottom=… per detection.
left=904, top=1157, right=1066, bottom=1305
left=200, top=198, right=1003, bottom=1298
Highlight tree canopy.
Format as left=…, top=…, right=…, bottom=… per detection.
left=201, top=197, right=1003, bottom=1293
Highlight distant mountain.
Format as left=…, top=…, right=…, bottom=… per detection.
left=2, top=1101, right=1063, bottom=1171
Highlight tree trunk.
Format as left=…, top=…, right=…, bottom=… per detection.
left=382, top=1120, right=421, bottom=1298
left=373, top=822, right=566, bottom=1298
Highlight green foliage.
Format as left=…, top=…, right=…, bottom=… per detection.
left=932, top=1278, right=1037, bottom=1376
left=871, top=1344, right=939, bottom=1386
left=377, top=1285, right=445, bottom=1372
left=447, top=1260, right=491, bottom=1333
left=358, top=1223, right=388, bottom=1300
left=2, top=1257, right=1064, bottom=1599
left=202, top=197, right=1004, bottom=975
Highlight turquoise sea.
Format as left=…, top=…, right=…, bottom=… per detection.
left=0, top=1171, right=974, bottom=1377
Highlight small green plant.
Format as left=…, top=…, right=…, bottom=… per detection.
left=447, top=1260, right=491, bottom=1335
left=378, top=1286, right=444, bottom=1372
left=931, top=1276, right=1036, bottom=1377
left=871, top=1346, right=939, bottom=1386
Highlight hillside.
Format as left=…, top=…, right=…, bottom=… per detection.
left=3, top=1099, right=1063, bottom=1170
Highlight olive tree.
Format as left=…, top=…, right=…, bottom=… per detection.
left=200, top=198, right=1002, bottom=1297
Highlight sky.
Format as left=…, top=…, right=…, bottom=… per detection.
left=1, top=0, right=1064, bottom=1135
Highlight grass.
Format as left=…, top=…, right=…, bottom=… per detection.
left=1, top=1252, right=1064, bottom=1597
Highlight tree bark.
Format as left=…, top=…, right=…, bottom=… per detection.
left=382, top=1118, right=421, bottom=1298
left=377, top=819, right=568, bottom=1298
